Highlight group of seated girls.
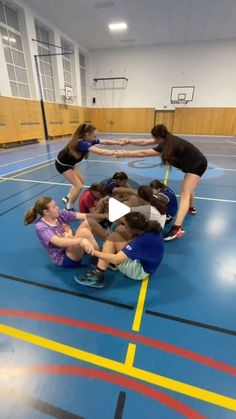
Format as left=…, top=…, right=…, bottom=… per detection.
left=24, top=172, right=178, bottom=288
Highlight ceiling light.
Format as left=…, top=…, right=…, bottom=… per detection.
left=108, top=22, right=127, bottom=31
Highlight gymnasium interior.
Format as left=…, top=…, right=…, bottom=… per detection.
left=0, top=1, right=236, bottom=418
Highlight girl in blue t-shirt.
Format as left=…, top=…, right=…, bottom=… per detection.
left=74, top=212, right=164, bottom=288
left=150, top=179, right=178, bottom=222
left=55, top=123, right=124, bottom=210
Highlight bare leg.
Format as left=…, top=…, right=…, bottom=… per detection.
left=175, top=173, right=200, bottom=226
left=63, top=169, right=84, bottom=207
left=97, top=232, right=129, bottom=270
left=75, top=224, right=100, bottom=250
left=66, top=227, right=98, bottom=261
left=78, top=218, right=108, bottom=241
left=189, top=191, right=195, bottom=208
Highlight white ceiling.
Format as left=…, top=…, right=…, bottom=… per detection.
left=25, top=0, right=236, bottom=50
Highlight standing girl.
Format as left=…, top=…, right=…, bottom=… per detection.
left=115, top=124, right=207, bottom=241
left=55, top=123, right=124, bottom=210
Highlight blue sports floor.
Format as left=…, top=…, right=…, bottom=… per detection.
left=0, top=134, right=236, bottom=418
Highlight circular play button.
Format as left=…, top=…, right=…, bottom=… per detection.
left=108, top=198, right=130, bottom=222
left=83, top=177, right=154, bottom=244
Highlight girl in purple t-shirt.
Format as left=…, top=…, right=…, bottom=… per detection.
left=24, top=196, right=105, bottom=268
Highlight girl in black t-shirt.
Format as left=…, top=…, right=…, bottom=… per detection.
left=55, top=123, right=124, bottom=210
left=115, top=124, right=207, bottom=241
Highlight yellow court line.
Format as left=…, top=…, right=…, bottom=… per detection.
left=132, top=164, right=171, bottom=334
left=0, top=162, right=54, bottom=183
left=1, top=324, right=236, bottom=411
left=128, top=164, right=171, bottom=362
left=132, top=276, right=149, bottom=332
left=125, top=343, right=136, bottom=367
left=163, top=165, right=171, bottom=186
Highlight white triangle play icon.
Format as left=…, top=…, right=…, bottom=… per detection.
left=108, top=198, right=130, bottom=222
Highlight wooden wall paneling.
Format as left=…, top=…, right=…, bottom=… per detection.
left=173, top=108, right=236, bottom=135
left=44, top=102, right=65, bottom=137
left=155, top=110, right=174, bottom=132
left=0, top=97, right=44, bottom=144
left=13, top=98, right=43, bottom=140
left=0, top=97, right=17, bottom=143
left=84, top=108, right=155, bottom=133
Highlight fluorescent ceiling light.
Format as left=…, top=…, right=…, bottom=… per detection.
left=108, top=22, right=127, bottom=31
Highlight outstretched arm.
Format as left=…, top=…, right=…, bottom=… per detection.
left=75, top=212, right=107, bottom=221
left=122, top=139, right=155, bottom=146
left=100, top=139, right=125, bottom=146
left=89, top=146, right=115, bottom=156
left=115, top=149, right=160, bottom=158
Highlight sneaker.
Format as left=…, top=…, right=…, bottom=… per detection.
left=188, top=207, right=197, bottom=215
left=74, top=269, right=105, bottom=288
left=66, top=207, right=75, bottom=212
left=164, top=226, right=185, bottom=241
left=62, top=196, right=69, bottom=205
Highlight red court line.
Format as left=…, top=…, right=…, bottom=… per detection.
left=6, top=364, right=206, bottom=419
left=0, top=309, right=235, bottom=376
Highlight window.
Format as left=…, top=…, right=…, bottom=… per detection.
left=0, top=1, right=30, bottom=98
left=35, top=22, right=55, bottom=102
left=79, top=52, right=87, bottom=106
left=61, top=38, right=74, bottom=101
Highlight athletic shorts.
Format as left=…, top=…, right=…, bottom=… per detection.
left=188, top=157, right=208, bottom=177
left=61, top=253, right=82, bottom=268
left=118, top=259, right=148, bottom=280
left=55, top=159, right=74, bottom=174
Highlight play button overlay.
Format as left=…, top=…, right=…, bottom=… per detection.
left=108, top=198, right=130, bottom=222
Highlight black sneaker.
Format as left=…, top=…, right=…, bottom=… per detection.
left=74, top=269, right=105, bottom=288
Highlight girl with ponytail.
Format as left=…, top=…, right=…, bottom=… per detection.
left=114, top=124, right=208, bottom=241
left=24, top=197, right=109, bottom=268
left=74, top=212, right=164, bottom=288
left=55, top=123, right=125, bottom=211
left=150, top=179, right=178, bottom=222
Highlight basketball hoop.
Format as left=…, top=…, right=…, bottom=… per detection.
left=171, top=99, right=188, bottom=105
left=65, top=85, right=73, bottom=100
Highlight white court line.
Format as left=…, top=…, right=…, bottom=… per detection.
left=213, top=168, right=236, bottom=172
left=176, top=194, right=236, bottom=204
left=1, top=155, right=235, bottom=179
left=0, top=150, right=60, bottom=168
left=0, top=159, right=55, bottom=177
left=206, top=154, right=236, bottom=158
left=0, top=177, right=71, bottom=186
left=1, top=176, right=236, bottom=203
left=227, top=139, right=236, bottom=145
left=0, top=158, right=120, bottom=177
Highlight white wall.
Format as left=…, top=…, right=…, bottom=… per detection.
left=0, top=0, right=89, bottom=104
left=89, top=40, right=236, bottom=109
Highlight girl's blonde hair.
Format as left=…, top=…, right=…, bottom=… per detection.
left=24, top=196, right=52, bottom=225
